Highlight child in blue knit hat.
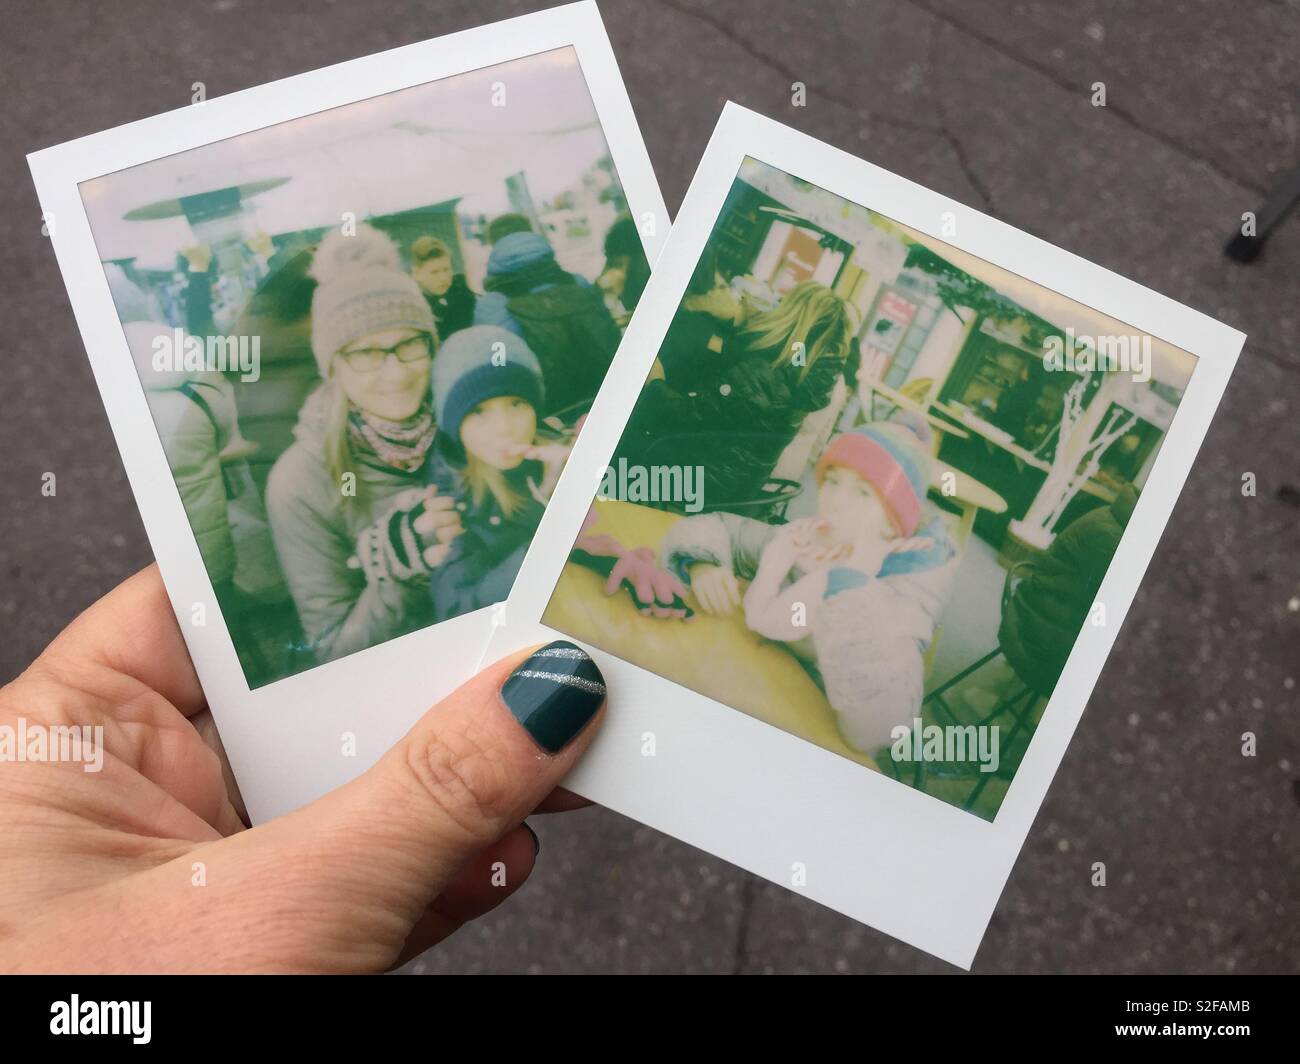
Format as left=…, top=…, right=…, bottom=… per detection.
left=659, top=413, right=959, bottom=752
left=426, top=325, right=571, bottom=621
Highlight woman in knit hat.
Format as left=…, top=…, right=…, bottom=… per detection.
left=657, top=413, right=959, bottom=753
left=265, top=224, right=464, bottom=667
left=426, top=325, right=570, bottom=621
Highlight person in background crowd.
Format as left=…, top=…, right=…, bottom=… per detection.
left=473, top=228, right=621, bottom=418
left=651, top=245, right=747, bottom=394
left=104, top=261, right=160, bottom=323
left=266, top=225, right=463, bottom=665
left=618, top=280, right=854, bottom=510
left=122, top=320, right=284, bottom=679
left=999, top=484, right=1138, bottom=694
left=596, top=213, right=652, bottom=327
left=410, top=234, right=476, bottom=341
left=485, top=212, right=536, bottom=245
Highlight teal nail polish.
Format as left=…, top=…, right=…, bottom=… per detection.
left=501, top=641, right=606, bottom=754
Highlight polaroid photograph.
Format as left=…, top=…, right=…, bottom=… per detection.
left=27, top=1, right=667, bottom=823
left=485, top=103, right=1245, bottom=968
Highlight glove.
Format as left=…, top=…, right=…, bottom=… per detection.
left=348, top=489, right=439, bottom=588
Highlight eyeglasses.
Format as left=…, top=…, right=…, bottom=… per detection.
left=337, top=333, right=432, bottom=373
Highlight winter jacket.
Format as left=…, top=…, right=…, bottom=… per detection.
left=265, top=386, right=458, bottom=664
left=618, top=342, right=847, bottom=511
left=999, top=485, right=1137, bottom=694
left=428, top=457, right=547, bottom=622
left=473, top=232, right=620, bottom=417
left=660, top=509, right=958, bottom=752
left=144, top=371, right=239, bottom=587
left=656, top=308, right=738, bottom=394
left=425, top=275, right=477, bottom=342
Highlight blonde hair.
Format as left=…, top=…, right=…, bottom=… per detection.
left=465, top=452, right=528, bottom=520
left=411, top=235, right=452, bottom=264
left=741, top=281, right=852, bottom=380
left=320, top=379, right=366, bottom=515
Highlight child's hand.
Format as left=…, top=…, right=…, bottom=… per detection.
left=689, top=562, right=741, bottom=615
left=576, top=531, right=625, bottom=559
left=607, top=548, right=692, bottom=620
left=508, top=441, right=572, bottom=498
left=782, top=518, right=880, bottom=575
left=760, top=522, right=808, bottom=578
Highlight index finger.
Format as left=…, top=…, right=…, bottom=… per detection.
left=42, top=564, right=207, bottom=718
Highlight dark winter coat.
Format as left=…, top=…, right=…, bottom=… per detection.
left=999, top=485, right=1138, bottom=694
left=429, top=457, right=547, bottom=622
left=473, top=232, right=621, bottom=418
left=425, top=275, right=476, bottom=342
left=616, top=339, right=847, bottom=511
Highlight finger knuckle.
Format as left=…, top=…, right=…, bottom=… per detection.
left=402, top=728, right=509, bottom=844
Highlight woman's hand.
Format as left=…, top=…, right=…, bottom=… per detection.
left=0, top=567, right=605, bottom=973
left=688, top=562, right=741, bottom=615
left=411, top=486, right=465, bottom=568
left=349, top=487, right=461, bottom=581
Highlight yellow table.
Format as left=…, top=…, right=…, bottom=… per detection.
left=927, top=463, right=1007, bottom=550
left=542, top=499, right=878, bottom=770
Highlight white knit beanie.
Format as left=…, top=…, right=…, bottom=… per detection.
left=309, top=224, right=436, bottom=376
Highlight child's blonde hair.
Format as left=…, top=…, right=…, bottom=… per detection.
left=465, top=450, right=529, bottom=520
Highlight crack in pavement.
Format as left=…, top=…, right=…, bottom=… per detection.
left=731, top=876, right=758, bottom=974
left=650, top=0, right=1293, bottom=374
left=655, top=0, right=1001, bottom=212
left=925, top=14, right=996, bottom=212
left=655, top=0, right=947, bottom=141
left=902, top=0, right=1273, bottom=198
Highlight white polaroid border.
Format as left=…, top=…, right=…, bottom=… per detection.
left=484, top=102, right=1245, bottom=969
left=26, top=1, right=668, bottom=826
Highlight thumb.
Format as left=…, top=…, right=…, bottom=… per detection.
left=201, top=640, right=606, bottom=971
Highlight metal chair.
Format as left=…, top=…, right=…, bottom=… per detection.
left=882, top=560, right=1045, bottom=813
left=717, top=477, right=804, bottom=523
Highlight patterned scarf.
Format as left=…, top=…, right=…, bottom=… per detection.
left=348, top=402, right=435, bottom=473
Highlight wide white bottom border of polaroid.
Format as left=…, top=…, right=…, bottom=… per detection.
left=26, top=1, right=670, bottom=829
left=484, top=103, right=1245, bottom=969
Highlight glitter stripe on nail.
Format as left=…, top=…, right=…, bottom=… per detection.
left=512, top=669, right=606, bottom=695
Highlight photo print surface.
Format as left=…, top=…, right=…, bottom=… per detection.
left=79, top=46, right=651, bottom=689
left=543, top=156, right=1199, bottom=821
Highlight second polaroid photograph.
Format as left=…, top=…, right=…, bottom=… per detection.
left=486, top=103, right=1243, bottom=967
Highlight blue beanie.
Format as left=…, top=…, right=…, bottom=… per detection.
left=432, top=325, right=545, bottom=444
left=485, top=231, right=555, bottom=278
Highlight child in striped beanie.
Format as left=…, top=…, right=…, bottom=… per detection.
left=659, top=413, right=959, bottom=753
